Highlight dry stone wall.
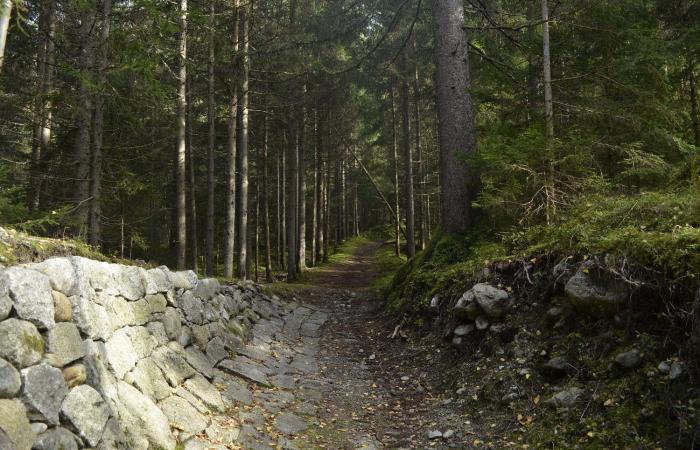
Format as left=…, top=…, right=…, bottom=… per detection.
left=0, top=255, right=274, bottom=449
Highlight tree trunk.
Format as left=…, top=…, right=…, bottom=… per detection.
left=310, top=107, right=318, bottom=267
left=175, top=0, right=188, bottom=269
left=89, top=0, right=111, bottom=247
left=186, top=75, right=198, bottom=271
left=432, top=0, right=477, bottom=233
left=281, top=149, right=287, bottom=270
left=413, top=59, right=425, bottom=250
left=541, top=0, right=555, bottom=224
left=314, top=107, right=324, bottom=264
left=205, top=0, right=216, bottom=275
left=30, top=0, right=56, bottom=212
left=223, top=2, right=239, bottom=279
left=400, top=51, right=415, bottom=258
left=297, top=89, right=307, bottom=271
left=73, top=5, right=96, bottom=237
left=0, top=0, right=11, bottom=70
left=689, top=59, right=699, bottom=147
left=389, top=77, right=401, bottom=256
left=262, top=106, right=274, bottom=282
left=526, top=0, right=539, bottom=123
left=254, top=174, right=259, bottom=282
left=276, top=149, right=282, bottom=269
left=322, top=141, right=330, bottom=262
left=286, top=115, right=298, bottom=281
left=236, top=3, right=249, bottom=279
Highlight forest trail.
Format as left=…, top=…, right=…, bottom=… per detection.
left=227, top=242, right=471, bottom=450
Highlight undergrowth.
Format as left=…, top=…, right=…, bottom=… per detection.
left=385, top=187, right=700, bottom=316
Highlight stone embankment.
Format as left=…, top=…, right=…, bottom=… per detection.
left=0, top=256, right=328, bottom=449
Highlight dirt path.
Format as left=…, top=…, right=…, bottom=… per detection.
left=286, top=242, right=470, bottom=449
left=212, top=241, right=470, bottom=450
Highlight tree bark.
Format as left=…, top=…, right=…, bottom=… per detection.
left=286, top=114, right=298, bottom=281
left=205, top=0, right=216, bottom=275
left=526, top=0, right=539, bottom=123
left=262, top=106, right=274, bottom=282
left=0, top=0, right=11, bottom=70
left=311, top=107, right=318, bottom=267
left=314, top=107, right=324, bottom=264
left=175, top=0, right=188, bottom=269
left=389, top=77, right=401, bottom=256
left=224, top=2, right=239, bottom=279
left=400, top=51, right=415, bottom=257
left=276, top=149, right=282, bottom=269
left=186, top=75, right=198, bottom=271
left=236, top=3, right=249, bottom=279
left=281, top=149, right=287, bottom=270
left=432, top=0, right=477, bottom=233
left=413, top=59, right=425, bottom=250
left=541, top=0, right=555, bottom=224
left=689, top=58, right=699, bottom=147
left=297, top=88, right=307, bottom=271
left=73, top=5, right=96, bottom=237
left=30, top=0, right=56, bottom=212
left=89, top=0, right=111, bottom=247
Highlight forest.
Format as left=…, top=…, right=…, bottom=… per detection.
left=0, top=0, right=700, bottom=447
left=0, top=0, right=697, bottom=280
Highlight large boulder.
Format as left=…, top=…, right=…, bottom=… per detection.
left=104, top=328, right=138, bottom=379
left=0, top=319, right=44, bottom=368
left=131, top=358, right=171, bottom=401
left=61, top=385, right=111, bottom=447
left=0, top=271, right=12, bottom=320
left=32, top=257, right=82, bottom=297
left=4, top=267, right=55, bottom=329
left=70, top=296, right=114, bottom=340
left=457, top=283, right=511, bottom=319
left=147, top=267, right=174, bottom=294
left=0, top=399, right=35, bottom=450
left=0, top=358, right=20, bottom=398
left=564, top=265, right=628, bottom=312
left=150, top=344, right=195, bottom=387
left=32, top=427, right=79, bottom=450
left=159, top=395, right=209, bottom=434
left=114, top=265, right=146, bottom=301
left=114, top=381, right=176, bottom=450
left=47, top=322, right=85, bottom=366
left=21, top=364, right=69, bottom=425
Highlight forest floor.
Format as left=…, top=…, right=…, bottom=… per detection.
left=250, top=241, right=477, bottom=449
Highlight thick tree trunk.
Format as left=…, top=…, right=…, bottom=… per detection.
left=400, top=52, right=415, bottom=258
left=297, top=90, right=306, bottom=271
left=389, top=78, right=401, bottom=256
left=262, top=107, right=273, bottom=282
left=89, top=0, right=111, bottom=247
left=73, top=6, right=96, bottom=237
left=432, top=0, right=477, bottom=233
left=0, top=0, right=11, bottom=70
left=205, top=0, right=216, bottom=275
left=223, top=2, right=239, bottom=279
left=175, top=0, right=188, bottom=269
left=186, top=75, right=198, bottom=271
left=236, top=4, right=249, bottom=279
left=30, top=0, right=56, bottom=212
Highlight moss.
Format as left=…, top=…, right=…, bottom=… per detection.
left=22, top=331, right=45, bottom=353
